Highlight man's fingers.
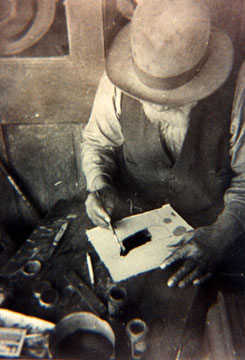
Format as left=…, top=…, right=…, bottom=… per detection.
left=167, top=231, right=195, bottom=249
left=167, top=238, right=185, bottom=249
left=104, top=202, right=114, bottom=217
left=193, top=272, right=213, bottom=286
left=98, top=187, right=117, bottom=217
left=178, top=268, right=213, bottom=288
left=92, top=205, right=111, bottom=225
left=177, top=267, right=204, bottom=288
left=160, top=246, right=189, bottom=270
left=88, top=208, right=111, bottom=228
left=91, top=213, right=110, bottom=228
left=86, top=194, right=111, bottom=227
left=167, top=261, right=196, bottom=287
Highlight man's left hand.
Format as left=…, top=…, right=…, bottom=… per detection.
left=160, top=225, right=228, bottom=288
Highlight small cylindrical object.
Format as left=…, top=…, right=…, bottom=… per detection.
left=107, top=285, right=128, bottom=319
left=48, top=312, right=116, bottom=360
left=39, top=287, right=59, bottom=308
left=33, top=281, right=59, bottom=309
left=22, top=260, right=41, bottom=276
left=33, top=281, right=51, bottom=298
left=86, top=252, right=95, bottom=286
left=126, top=318, right=148, bottom=360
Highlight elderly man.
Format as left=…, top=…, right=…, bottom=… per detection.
left=82, top=0, right=245, bottom=288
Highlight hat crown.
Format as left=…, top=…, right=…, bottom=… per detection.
left=131, top=0, right=211, bottom=78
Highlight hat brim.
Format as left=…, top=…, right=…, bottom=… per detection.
left=106, top=24, right=234, bottom=105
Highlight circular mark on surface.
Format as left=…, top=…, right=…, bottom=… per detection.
left=173, top=226, right=187, bottom=236
left=163, top=218, right=172, bottom=224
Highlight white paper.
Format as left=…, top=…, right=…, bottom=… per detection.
left=0, top=327, right=26, bottom=357
left=86, top=204, right=192, bottom=282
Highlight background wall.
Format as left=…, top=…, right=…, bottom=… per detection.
left=0, top=0, right=105, bottom=244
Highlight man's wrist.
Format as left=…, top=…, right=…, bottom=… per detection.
left=91, top=174, right=113, bottom=191
left=213, top=207, right=244, bottom=248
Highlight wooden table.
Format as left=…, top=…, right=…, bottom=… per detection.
left=1, top=195, right=245, bottom=359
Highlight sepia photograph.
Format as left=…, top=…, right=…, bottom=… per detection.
left=0, top=0, right=245, bottom=358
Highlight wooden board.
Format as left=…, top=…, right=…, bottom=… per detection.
left=4, top=124, right=84, bottom=216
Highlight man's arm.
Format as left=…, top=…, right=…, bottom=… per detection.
left=161, top=62, right=245, bottom=287
left=82, top=72, right=124, bottom=227
left=82, top=72, right=124, bottom=191
left=223, top=61, right=245, bottom=229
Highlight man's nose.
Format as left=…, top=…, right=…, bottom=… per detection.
left=151, top=103, right=170, bottom=112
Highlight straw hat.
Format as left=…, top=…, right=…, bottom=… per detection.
left=107, top=0, right=233, bottom=105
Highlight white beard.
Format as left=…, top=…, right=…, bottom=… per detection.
left=142, top=101, right=197, bottom=160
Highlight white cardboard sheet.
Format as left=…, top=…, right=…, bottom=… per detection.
left=86, top=205, right=192, bottom=282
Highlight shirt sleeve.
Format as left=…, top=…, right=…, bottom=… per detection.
left=81, top=72, right=124, bottom=191
left=223, top=62, right=245, bottom=229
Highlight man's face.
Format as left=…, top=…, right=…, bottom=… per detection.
left=146, top=103, right=171, bottom=112
left=141, top=100, right=198, bottom=126
left=143, top=101, right=197, bottom=112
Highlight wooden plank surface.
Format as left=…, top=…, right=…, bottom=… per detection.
left=3, top=197, right=245, bottom=359
left=0, top=197, right=201, bottom=360
left=4, top=124, right=84, bottom=216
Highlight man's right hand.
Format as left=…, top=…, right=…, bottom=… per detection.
left=85, top=184, right=119, bottom=228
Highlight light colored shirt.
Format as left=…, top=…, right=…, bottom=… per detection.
left=82, top=70, right=245, bottom=228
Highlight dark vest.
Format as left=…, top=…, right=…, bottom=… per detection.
left=116, top=84, right=234, bottom=228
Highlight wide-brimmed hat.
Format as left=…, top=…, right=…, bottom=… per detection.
left=107, top=0, right=234, bottom=105
left=116, top=0, right=137, bottom=20
left=116, top=0, right=242, bottom=43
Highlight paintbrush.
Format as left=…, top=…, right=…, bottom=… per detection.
left=108, top=222, right=126, bottom=256
left=95, top=190, right=126, bottom=256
